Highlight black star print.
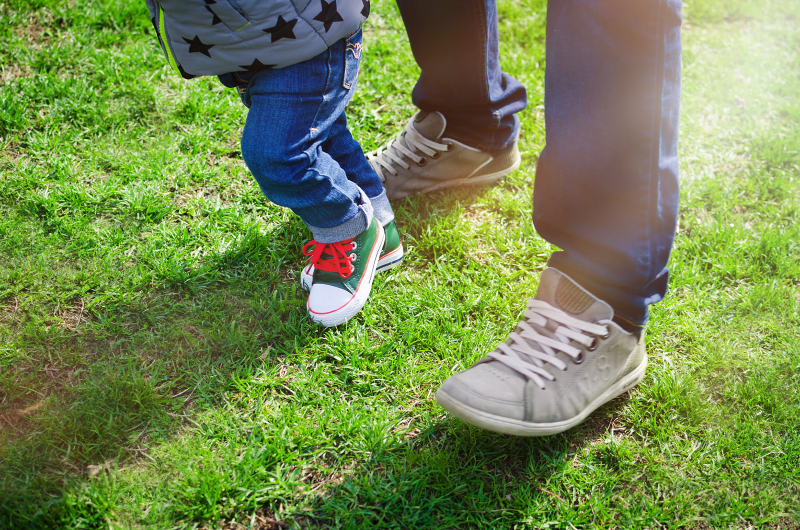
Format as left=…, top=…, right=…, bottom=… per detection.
left=183, top=35, right=214, bottom=57
left=239, top=58, right=276, bottom=72
left=314, top=0, right=343, bottom=32
left=263, top=15, right=298, bottom=43
left=361, top=0, right=370, bottom=18
left=204, top=5, right=222, bottom=25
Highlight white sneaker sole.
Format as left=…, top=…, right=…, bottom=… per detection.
left=375, top=244, right=405, bottom=272
left=306, top=223, right=385, bottom=327
left=301, top=243, right=404, bottom=291
left=435, top=350, right=648, bottom=437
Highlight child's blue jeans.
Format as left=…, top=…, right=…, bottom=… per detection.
left=218, top=29, right=393, bottom=244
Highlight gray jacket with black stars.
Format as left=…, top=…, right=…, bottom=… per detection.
left=145, top=0, right=369, bottom=79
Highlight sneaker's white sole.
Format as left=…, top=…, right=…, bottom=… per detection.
left=301, top=243, right=404, bottom=291
left=435, top=352, right=648, bottom=437
left=375, top=244, right=405, bottom=272
left=306, top=223, right=385, bottom=327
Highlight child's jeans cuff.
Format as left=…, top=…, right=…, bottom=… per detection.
left=369, top=189, right=394, bottom=227
left=305, top=187, right=374, bottom=243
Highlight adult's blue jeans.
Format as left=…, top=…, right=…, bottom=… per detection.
left=219, top=29, right=394, bottom=244
left=397, top=0, right=682, bottom=328
left=395, top=0, right=527, bottom=155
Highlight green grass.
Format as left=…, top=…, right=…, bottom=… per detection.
left=1, top=0, right=800, bottom=528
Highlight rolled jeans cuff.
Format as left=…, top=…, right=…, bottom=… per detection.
left=370, top=189, right=394, bottom=226
left=305, top=187, right=374, bottom=243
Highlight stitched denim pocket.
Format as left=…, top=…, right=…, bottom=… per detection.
left=342, top=28, right=363, bottom=90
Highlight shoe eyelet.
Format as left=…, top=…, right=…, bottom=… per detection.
left=601, top=326, right=610, bottom=340
left=573, top=351, right=584, bottom=364
left=588, top=338, right=598, bottom=351
left=351, top=242, right=357, bottom=251
left=444, top=141, right=454, bottom=152
left=417, top=157, right=427, bottom=167
left=430, top=151, right=440, bottom=159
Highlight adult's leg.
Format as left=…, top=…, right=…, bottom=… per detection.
left=367, top=0, right=527, bottom=199
left=395, top=0, right=526, bottom=154
left=434, top=0, right=682, bottom=437
left=534, top=0, right=682, bottom=329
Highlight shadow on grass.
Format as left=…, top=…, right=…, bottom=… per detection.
left=0, top=180, right=536, bottom=528
left=0, top=234, right=320, bottom=523
left=303, top=395, right=629, bottom=529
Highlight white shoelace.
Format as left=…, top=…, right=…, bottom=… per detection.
left=488, top=299, right=609, bottom=389
left=367, top=120, right=450, bottom=181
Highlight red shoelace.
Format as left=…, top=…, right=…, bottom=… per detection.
left=302, top=238, right=356, bottom=279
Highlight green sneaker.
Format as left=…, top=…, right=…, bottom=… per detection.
left=303, top=217, right=385, bottom=327
left=301, top=220, right=403, bottom=291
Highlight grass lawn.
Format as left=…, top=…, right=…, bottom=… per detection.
left=2, top=0, right=800, bottom=527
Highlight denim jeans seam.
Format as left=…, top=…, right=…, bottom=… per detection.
left=476, top=0, right=494, bottom=147
left=307, top=42, right=365, bottom=230
left=644, top=0, right=667, bottom=289
left=343, top=28, right=362, bottom=90
left=299, top=44, right=354, bottom=227
left=306, top=47, right=335, bottom=147
left=342, top=45, right=352, bottom=90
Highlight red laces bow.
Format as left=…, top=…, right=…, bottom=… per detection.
left=302, top=238, right=356, bottom=279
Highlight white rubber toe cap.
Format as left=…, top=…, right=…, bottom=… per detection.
left=307, top=283, right=365, bottom=327
left=308, top=283, right=355, bottom=315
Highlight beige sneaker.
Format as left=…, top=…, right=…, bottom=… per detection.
left=435, top=268, right=647, bottom=437
left=367, top=111, right=521, bottom=200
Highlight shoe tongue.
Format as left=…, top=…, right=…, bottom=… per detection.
left=313, top=242, right=351, bottom=282
left=487, top=268, right=613, bottom=380
left=534, top=268, right=613, bottom=323
left=411, top=111, right=446, bottom=140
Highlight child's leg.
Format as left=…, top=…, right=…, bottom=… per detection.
left=236, top=31, right=388, bottom=326
left=238, top=37, right=372, bottom=244
left=322, top=111, right=394, bottom=228
left=299, top=110, right=403, bottom=291
left=323, top=112, right=403, bottom=269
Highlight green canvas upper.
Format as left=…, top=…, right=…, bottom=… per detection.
left=312, top=217, right=381, bottom=295
left=382, top=220, right=401, bottom=255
